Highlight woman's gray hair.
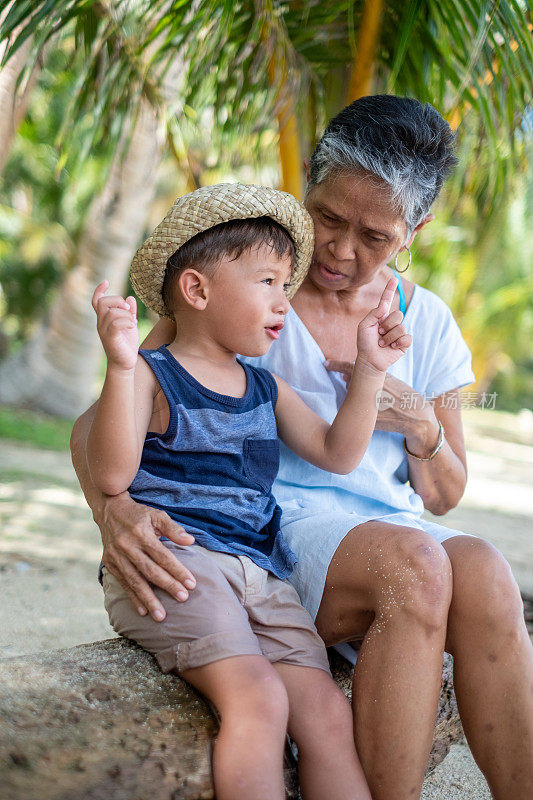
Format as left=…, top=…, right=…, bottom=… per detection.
left=307, top=95, right=458, bottom=234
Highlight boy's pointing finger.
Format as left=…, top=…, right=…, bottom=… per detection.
left=376, top=276, right=397, bottom=318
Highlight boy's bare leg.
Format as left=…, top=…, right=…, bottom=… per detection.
left=273, top=663, right=371, bottom=800
left=182, top=655, right=288, bottom=800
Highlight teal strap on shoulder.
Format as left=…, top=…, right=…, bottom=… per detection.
left=393, top=270, right=406, bottom=315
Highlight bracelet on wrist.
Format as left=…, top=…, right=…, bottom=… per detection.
left=404, top=421, right=445, bottom=461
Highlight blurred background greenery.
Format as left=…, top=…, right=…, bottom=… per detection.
left=0, top=0, right=532, bottom=432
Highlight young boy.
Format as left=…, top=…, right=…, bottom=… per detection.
left=87, top=183, right=411, bottom=800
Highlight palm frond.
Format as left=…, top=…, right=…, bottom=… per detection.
left=1, top=0, right=531, bottom=199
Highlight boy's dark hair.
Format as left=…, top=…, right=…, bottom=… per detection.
left=162, top=216, right=296, bottom=314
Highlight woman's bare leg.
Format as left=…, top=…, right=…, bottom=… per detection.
left=443, top=535, right=533, bottom=800
left=274, top=663, right=371, bottom=800
left=315, top=521, right=452, bottom=800
left=182, top=655, right=288, bottom=800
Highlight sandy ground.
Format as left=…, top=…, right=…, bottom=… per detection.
left=1, top=407, right=532, bottom=799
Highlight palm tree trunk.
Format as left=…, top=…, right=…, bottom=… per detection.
left=0, top=6, right=35, bottom=173
left=0, top=100, right=162, bottom=417
left=267, top=46, right=302, bottom=198
left=276, top=99, right=302, bottom=199
left=346, top=0, right=384, bottom=102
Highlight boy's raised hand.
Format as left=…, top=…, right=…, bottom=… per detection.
left=92, top=280, right=139, bottom=371
left=356, top=276, right=412, bottom=373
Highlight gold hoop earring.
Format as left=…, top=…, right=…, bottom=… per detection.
left=394, top=247, right=412, bottom=273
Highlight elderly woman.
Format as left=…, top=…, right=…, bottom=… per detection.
left=71, top=95, right=533, bottom=800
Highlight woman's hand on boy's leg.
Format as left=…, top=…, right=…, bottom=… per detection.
left=92, top=280, right=139, bottom=372
left=99, top=492, right=196, bottom=621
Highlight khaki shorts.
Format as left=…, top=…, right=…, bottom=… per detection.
left=102, top=541, right=331, bottom=675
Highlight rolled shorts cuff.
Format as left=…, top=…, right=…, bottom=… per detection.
left=156, top=630, right=263, bottom=673
left=264, top=645, right=331, bottom=675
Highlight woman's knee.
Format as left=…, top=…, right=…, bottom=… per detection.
left=316, top=524, right=453, bottom=641
left=446, top=537, right=524, bottom=635
left=371, top=527, right=453, bottom=632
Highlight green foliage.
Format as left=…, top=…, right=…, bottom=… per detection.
left=490, top=359, right=533, bottom=412
left=1, top=0, right=531, bottom=411
left=0, top=46, right=109, bottom=338
left=0, top=405, right=73, bottom=450
left=2, top=2, right=531, bottom=192
left=412, top=131, right=533, bottom=404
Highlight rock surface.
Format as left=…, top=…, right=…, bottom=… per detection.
left=0, top=639, right=462, bottom=799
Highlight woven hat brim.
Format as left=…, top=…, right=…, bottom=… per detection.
left=130, top=183, right=314, bottom=319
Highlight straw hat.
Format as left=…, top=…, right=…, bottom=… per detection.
left=130, top=183, right=314, bottom=319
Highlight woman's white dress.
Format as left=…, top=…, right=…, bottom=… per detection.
left=245, top=285, right=475, bottom=619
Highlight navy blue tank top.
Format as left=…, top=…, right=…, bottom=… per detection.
left=129, top=346, right=296, bottom=579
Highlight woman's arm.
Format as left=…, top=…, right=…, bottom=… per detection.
left=372, top=373, right=467, bottom=514
left=324, top=363, right=467, bottom=515
left=141, top=316, right=176, bottom=349
left=401, top=388, right=467, bottom=515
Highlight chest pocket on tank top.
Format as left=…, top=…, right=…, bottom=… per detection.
left=243, top=438, right=280, bottom=493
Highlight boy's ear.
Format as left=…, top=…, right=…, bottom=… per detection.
left=178, top=269, right=209, bottom=310
left=303, top=158, right=310, bottom=182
